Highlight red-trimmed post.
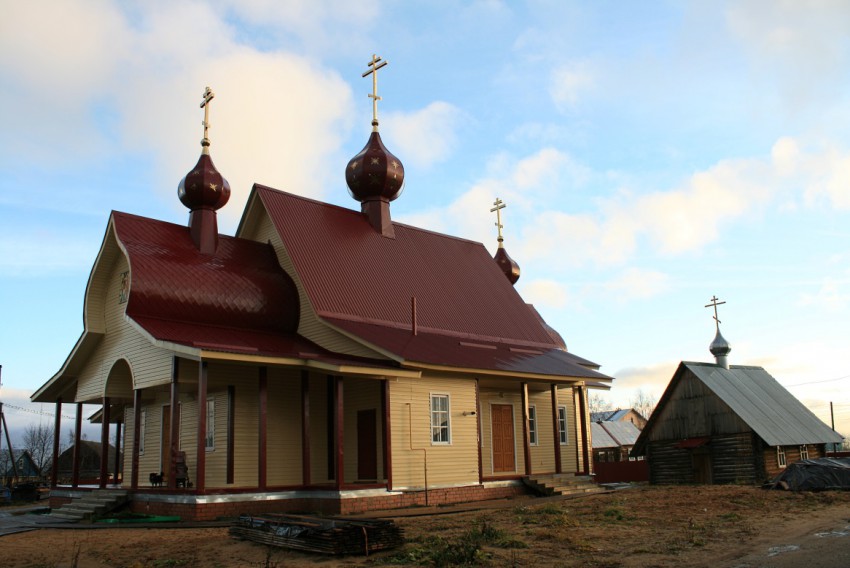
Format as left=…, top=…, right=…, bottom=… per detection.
left=51, top=397, right=62, bottom=488
left=334, top=376, right=344, bottom=490
left=578, top=386, right=590, bottom=475
left=168, top=358, right=180, bottom=489
left=301, top=370, right=311, bottom=486
left=131, top=389, right=141, bottom=489
left=72, top=402, right=82, bottom=488
left=382, top=379, right=392, bottom=488
left=551, top=384, right=562, bottom=474
left=521, top=383, right=532, bottom=476
left=258, top=366, right=267, bottom=490
left=195, top=361, right=208, bottom=492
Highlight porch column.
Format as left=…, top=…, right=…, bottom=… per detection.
left=226, top=385, right=235, bottom=484
left=72, top=402, right=82, bottom=488
left=578, top=386, right=590, bottom=474
left=168, top=357, right=180, bottom=490
left=551, top=384, right=562, bottom=474
left=382, top=378, right=392, bottom=488
left=113, top=419, right=122, bottom=485
left=195, top=361, right=208, bottom=492
left=301, top=371, right=310, bottom=486
left=333, top=376, right=344, bottom=490
left=520, top=383, right=532, bottom=476
left=258, top=366, right=267, bottom=490
left=51, top=397, right=62, bottom=488
left=99, top=397, right=111, bottom=488
left=475, top=379, right=483, bottom=485
left=131, top=389, right=141, bottom=489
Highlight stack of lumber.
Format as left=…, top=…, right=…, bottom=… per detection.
left=229, top=513, right=404, bottom=555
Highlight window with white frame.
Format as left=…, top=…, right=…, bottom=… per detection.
left=558, top=406, right=568, bottom=445
left=799, top=445, right=809, bottom=460
left=430, top=394, right=450, bottom=444
left=528, top=405, right=538, bottom=445
left=138, top=410, right=146, bottom=455
left=205, top=398, right=215, bottom=451
left=777, top=446, right=787, bottom=468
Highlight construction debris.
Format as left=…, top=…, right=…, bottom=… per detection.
left=229, top=513, right=404, bottom=556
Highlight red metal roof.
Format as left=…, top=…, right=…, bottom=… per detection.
left=253, top=186, right=609, bottom=380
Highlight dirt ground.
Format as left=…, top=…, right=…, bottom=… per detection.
left=3, top=485, right=850, bottom=567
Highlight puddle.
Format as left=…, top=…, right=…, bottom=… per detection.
left=767, top=544, right=800, bottom=557
left=814, top=530, right=848, bottom=538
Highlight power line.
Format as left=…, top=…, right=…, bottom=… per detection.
left=785, top=374, right=850, bottom=387
left=2, top=403, right=75, bottom=420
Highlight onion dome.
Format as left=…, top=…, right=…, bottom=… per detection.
left=494, top=245, right=521, bottom=284
left=345, top=131, right=404, bottom=203
left=177, top=87, right=230, bottom=255
left=709, top=328, right=731, bottom=358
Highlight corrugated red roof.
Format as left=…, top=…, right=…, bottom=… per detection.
left=253, top=186, right=609, bottom=380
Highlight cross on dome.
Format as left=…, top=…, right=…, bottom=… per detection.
left=200, top=86, right=215, bottom=153
left=490, top=198, right=506, bottom=243
left=704, top=295, right=726, bottom=332
left=362, top=54, right=388, bottom=131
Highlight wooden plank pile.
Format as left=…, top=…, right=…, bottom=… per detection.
left=229, top=513, right=404, bottom=556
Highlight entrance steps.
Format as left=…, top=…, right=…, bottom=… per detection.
left=48, top=489, right=129, bottom=522
left=523, top=473, right=606, bottom=497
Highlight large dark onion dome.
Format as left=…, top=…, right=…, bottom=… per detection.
left=345, top=131, right=405, bottom=203
left=494, top=245, right=520, bottom=284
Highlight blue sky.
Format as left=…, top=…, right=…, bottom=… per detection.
left=1, top=1, right=849, bottom=445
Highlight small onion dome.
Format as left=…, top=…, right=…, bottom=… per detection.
left=709, top=328, right=732, bottom=358
left=345, top=131, right=404, bottom=203
left=494, top=245, right=520, bottom=285
left=178, top=151, right=231, bottom=212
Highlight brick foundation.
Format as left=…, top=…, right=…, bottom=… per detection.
left=125, top=483, right=529, bottom=521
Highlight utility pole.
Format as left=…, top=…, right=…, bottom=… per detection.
left=830, top=401, right=836, bottom=453
left=0, top=365, right=19, bottom=483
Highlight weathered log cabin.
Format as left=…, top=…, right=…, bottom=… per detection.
left=632, top=322, right=842, bottom=485
left=31, top=67, right=612, bottom=520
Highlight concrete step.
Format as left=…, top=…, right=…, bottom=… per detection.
left=49, top=488, right=130, bottom=522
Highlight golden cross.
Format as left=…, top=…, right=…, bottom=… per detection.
left=704, top=295, right=726, bottom=331
left=200, top=86, right=215, bottom=149
left=490, top=198, right=506, bottom=243
left=362, top=54, right=388, bottom=130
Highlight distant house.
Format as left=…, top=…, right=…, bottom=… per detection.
left=56, top=442, right=121, bottom=484
left=590, top=408, right=647, bottom=430
left=592, top=421, right=642, bottom=463
left=633, top=322, right=843, bottom=485
left=1, top=449, right=41, bottom=481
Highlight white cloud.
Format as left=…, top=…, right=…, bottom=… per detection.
left=520, top=279, right=570, bottom=309
left=799, top=273, right=850, bottom=311
left=604, top=268, right=670, bottom=301
left=383, top=102, right=464, bottom=169
left=549, top=61, right=595, bottom=111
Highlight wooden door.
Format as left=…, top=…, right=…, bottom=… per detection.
left=491, top=404, right=515, bottom=473
left=161, top=405, right=180, bottom=479
left=357, top=409, right=378, bottom=480
left=692, top=450, right=712, bottom=484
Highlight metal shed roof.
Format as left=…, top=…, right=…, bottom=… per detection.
left=685, top=362, right=842, bottom=446
left=592, top=421, right=642, bottom=449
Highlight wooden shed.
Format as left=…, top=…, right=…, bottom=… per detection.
left=632, top=362, right=843, bottom=485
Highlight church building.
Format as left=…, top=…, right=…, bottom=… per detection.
left=32, top=57, right=612, bottom=520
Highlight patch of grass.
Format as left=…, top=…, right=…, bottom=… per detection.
left=603, top=507, right=627, bottom=521
left=150, top=560, right=189, bottom=568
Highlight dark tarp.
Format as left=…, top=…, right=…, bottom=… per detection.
left=768, top=458, right=850, bottom=491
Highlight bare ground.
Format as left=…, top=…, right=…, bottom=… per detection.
left=3, top=485, right=850, bottom=567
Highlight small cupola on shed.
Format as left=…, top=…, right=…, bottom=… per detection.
left=490, top=198, right=520, bottom=285
left=705, top=295, right=732, bottom=368
left=345, top=54, right=405, bottom=238
left=178, top=86, right=231, bottom=255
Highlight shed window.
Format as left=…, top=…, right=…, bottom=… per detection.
left=777, top=446, right=787, bottom=468
left=799, top=445, right=809, bottom=460
left=430, top=394, right=451, bottom=444
left=528, top=405, right=538, bottom=445
left=558, top=406, right=568, bottom=445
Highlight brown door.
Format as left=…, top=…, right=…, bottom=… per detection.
left=357, top=409, right=378, bottom=480
left=491, top=404, right=515, bottom=473
left=161, top=405, right=181, bottom=479
left=692, top=450, right=712, bottom=484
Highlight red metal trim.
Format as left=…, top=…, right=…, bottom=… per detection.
left=475, top=379, right=483, bottom=485
left=334, top=376, right=344, bottom=490
left=520, top=383, right=531, bottom=476
left=131, top=389, right=141, bottom=489
left=382, top=379, right=392, bottom=488
left=51, top=398, right=62, bottom=488
left=168, top=358, right=180, bottom=490
left=72, top=403, right=82, bottom=488
left=258, top=366, right=268, bottom=490
left=113, top=420, right=122, bottom=484
left=99, top=397, right=111, bottom=488
left=578, top=386, right=590, bottom=475
left=301, top=370, right=311, bottom=486
left=551, top=384, right=561, bottom=474
left=481, top=474, right=525, bottom=482
left=227, top=385, right=235, bottom=484
left=195, top=361, right=208, bottom=492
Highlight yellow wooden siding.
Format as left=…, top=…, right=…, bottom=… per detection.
left=308, top=374, right=330, bottom=484
left=342, top=377, right=383, bottom=483
left=479, top=390, right=522, bottom=475
left=76, top=247, right=174, bottom=402
left=266, top=367, right=302, bottom=486
left=389, top=375, right=479, bottom=489
left=528, top=390, right=556, bottom=473
left=558, top=388, right=579, bottom=473
left=243, top=206, right=386, bottom=359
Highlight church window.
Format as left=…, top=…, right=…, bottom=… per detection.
left=799, top=445, right=809, bottom=460
left=205, top=398, right=215, bottom=451
left=430, top=394, right=450, bottom=444
left=528, top=405, right=538, bottom=445
left=558, top=406, right=568, bottom=445
left=777, top=446, right=787, bottom=468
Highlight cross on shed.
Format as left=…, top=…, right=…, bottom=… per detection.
left=705, top=295, right=726, bottom=331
